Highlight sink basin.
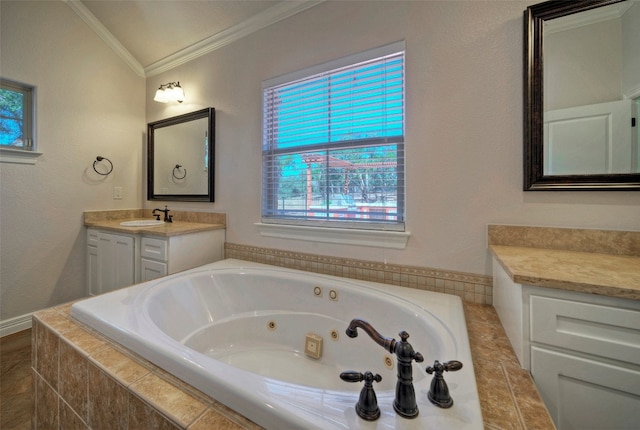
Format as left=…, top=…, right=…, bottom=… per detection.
left=119, top=220, right=165, bottom=227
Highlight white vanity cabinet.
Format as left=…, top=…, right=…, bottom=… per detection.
left=492, top=259, right=640, bottom=430
left=87, top=227, right=224, bottom=295
left=139, top=229, right=225, bottom=282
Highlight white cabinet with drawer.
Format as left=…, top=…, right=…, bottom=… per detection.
left=492, top=258, right=640, bottom=429
left=87, top=227, right=225, bottom=294
left=140, top=229, right=225, bottom=282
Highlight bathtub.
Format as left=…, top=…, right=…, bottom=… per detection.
left=71, top=259, right=483, bottom=429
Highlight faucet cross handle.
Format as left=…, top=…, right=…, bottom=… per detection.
left=425, top=360, right=463, bottom=408
left=340, top=371, right=382, bottom=421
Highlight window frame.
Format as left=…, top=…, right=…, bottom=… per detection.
left=260, top=42, right=407, bottom=237
left=0, top=78, right=40, bottom=164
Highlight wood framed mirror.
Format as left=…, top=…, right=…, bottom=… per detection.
left=147, top=108, right=215, bottom=202
left=524, top=0, right=640, bottom=190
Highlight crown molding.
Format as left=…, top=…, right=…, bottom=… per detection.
left=64, top=0, right=145, bottom=77
left=144, top=0, right=324, bottom=77
left=65, top=0, right=324, bottom=78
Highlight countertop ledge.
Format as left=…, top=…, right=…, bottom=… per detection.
left=84, top=209, right=226, bottom=237
left=490, top=245, right=640, bottom=301
left=85, top=219, right=225, bottom=237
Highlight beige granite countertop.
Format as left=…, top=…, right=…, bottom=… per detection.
left=85, top=219, right=225, bottom=237
left=84, top=209, right=226, bottom=237
left=490, top=245, right=640, bottom=301
left=488, top=225, right=640, bottom=302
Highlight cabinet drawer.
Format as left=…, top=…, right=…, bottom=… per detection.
left=141, top=237, right=168, bottom=261
left=87, top=229, right=99, bottom=247
left=141, top=258, right=167, bottom=282
left=530, top=295, right=640, bottom=365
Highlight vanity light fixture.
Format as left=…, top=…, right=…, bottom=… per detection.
left=153, top=81, right=185, bottom=103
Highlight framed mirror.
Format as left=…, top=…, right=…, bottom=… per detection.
left=524, top=0, right=640, bottom=190
left=147, top=108, right=215, bottom=202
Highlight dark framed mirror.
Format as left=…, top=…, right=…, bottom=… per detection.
left=147, top=108, right=215, bottom=202
left=524, top=0, right=640, bottom=190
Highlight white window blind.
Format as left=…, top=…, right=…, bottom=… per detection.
left=262, top=44, right=405, bottom=230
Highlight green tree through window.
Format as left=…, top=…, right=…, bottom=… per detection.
left=0, top=79, right=35, bottom=150
left=262, top=44, right=405, bottom=230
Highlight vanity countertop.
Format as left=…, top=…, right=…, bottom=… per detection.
left=490, top=245, right=640, bottom=301
left=84, top=209, right=226, bottom=237
left=85, top=219, right=225, bottom=237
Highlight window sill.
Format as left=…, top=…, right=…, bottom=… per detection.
left=0, top=147, right=42, bottom=165
left=255, top=222, right=410, bottom=249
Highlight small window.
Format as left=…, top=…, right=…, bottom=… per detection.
left=1, top=78, right=36, bottom=151
left=262, top=43, right=405, bottom=231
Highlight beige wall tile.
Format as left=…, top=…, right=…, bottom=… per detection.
left=61, top=326, right=109, bottom=356
left=35, top=321, right=59, bottom=391
left=59, top=340, right=89, bottom=421
left=88, top=345, right=150, bottom=387
left=128, top=394, right=181, bottom=430
left=189, top=408, right=250, bottom=430
left=60, top=400, right=90, bottom=430
left=35, top=373, right=59, bottom=429
left=87, top=363, right=129, bottom=430
left=129, top=373, right=207, bottom=428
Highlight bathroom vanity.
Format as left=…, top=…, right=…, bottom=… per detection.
left=489, top=226, right=640, bottom=430
left=85, top=210, right=225, bottom=296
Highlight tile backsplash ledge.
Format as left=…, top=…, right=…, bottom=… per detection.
left=488, top=224, right=640, bottom=256
left=225, top=243, right=493, bottom=305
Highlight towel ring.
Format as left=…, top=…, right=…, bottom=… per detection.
left=173, top=164, right=187, bottom=180
left=93, top=156, right=113, bottom=176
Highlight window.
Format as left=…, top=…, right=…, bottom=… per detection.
left=1, top=78, right=35, bottom=151
left=262, top=43, right=405, bottom=232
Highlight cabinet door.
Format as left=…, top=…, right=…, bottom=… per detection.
left=98, top=232, right=135, bottom=294
left=532, top=345, right=640, bottom=430
left=87, top=245, right=98, bottom=296
left=140, top=258, right=167, bottom=282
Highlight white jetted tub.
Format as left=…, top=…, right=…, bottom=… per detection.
left=71, top=259, right=483, bottom=429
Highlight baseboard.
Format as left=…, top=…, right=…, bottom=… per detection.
left=0, top=312, right=33, bottom=337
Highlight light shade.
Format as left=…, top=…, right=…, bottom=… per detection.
left=154, top=87, right=168, bottom=103
left=153, top=81, right=185, bottom=103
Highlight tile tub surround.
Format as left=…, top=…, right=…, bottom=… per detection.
left=31, top=305, right=259, bottom=430
left=488, top=225, right=640, bottom=301
left=225, top=243, right=494, bottom=305
left=32, top=301, right=554, bottom=429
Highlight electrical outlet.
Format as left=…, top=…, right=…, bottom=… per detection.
left=113, top=187, right=123, bottom=200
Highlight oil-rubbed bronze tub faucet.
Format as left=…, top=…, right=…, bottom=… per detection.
left=345, top=318, right=424, bottom=418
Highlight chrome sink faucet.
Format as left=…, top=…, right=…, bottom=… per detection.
left=152, top=205, right=172, bottom=222
left=346, top=318, right=424, bottom=418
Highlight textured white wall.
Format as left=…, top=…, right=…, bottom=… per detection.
left=2, top=0, right=639, bottom=323
left=147, top=0, right=640, bottom=278
left=0, top=1, right=145, bottom=321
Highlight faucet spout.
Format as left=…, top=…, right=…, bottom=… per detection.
left=345, top=319, right=424, bottom=419
left=346, top=318, right=396, bottom=353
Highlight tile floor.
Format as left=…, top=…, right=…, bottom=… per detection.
left=0, top=329, right=32, bottom=430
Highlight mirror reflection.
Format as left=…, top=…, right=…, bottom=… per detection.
left=147, top=108, right=215, bottom=202
left=524, top=0, right=640, bottom=190
left=543, top=1, right=639, bottom=176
